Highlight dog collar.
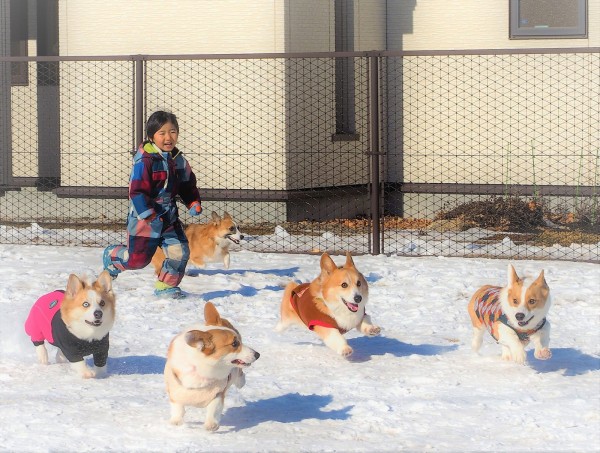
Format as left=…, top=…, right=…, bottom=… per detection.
left=500, top=314, right=547, bottom=341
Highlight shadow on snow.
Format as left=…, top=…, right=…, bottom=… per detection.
left=527, top=347, right=600, bottom=376
left=347, top=335, right=458, bottom=363
left=224, top=392, right=352, bottom=431
left=185, top=267, right=299, bottom=278
left=106, top=355, right=166, bottom=375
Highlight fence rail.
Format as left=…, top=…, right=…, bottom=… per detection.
left=1, top=49, right=598, bottom=262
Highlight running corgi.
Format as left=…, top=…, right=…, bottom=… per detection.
left=468, top=264, right=552, bottom=364
left=276, top=252, right=380, bottom=357
left=24, top=271, right=116, bottom=378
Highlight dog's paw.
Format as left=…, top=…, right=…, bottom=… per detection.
left=512, top=349, right=527, bottom=365
left=339, top=345, right=353, bottom=357
left=535, top=348, right=552, bottom=360
left=169, top=417, right=183, bottom=426
left=204, top=421, right=220, bottom=432
left=79, top=368, right=96, bottom=379
left=231, top=368, right=246, bottom=388
left=35, top=345, right=49, bottom=365
left=274, top=321, right=288, bottom=333
left=94, top=366, right=108, bottom=379
left=365, top=325, right=381, bottom=336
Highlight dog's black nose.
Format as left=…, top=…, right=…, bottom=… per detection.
left=515, top=312, right=525, bottom=321
left=94, top=310, right=103, bottom=320
left=254, top=351, right=260, bottom=360
left=240, top=234, right=245, bottom=240
left=354, top=295, right=362, bottom=303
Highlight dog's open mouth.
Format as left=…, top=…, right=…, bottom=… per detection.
left=518, top=316, right=534, bottom=327
left=343, top=299, right=359, bottom=312
left=226, top=235, right=240, bottom=245
left=85, top=320, right=103, bottom=327
left=231, top=359, right=250, bottom=367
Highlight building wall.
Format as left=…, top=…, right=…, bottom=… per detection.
left=8, top=1, right=599, bottom=221
left=384, top=0, right=600, bottom=197
left=387, top=0, right=599, bottom=50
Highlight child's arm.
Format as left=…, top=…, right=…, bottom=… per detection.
left=129, top=158, right=156, bottom=219
left=176, top=156, right=202, bottom=210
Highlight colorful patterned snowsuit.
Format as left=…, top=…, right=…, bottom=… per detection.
left=105, top=142, right=201, bottom=287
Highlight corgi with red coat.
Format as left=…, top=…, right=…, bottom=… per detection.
left=468, top=264, right=552, bottom=364
left=276, top=252, right=380, bottom=357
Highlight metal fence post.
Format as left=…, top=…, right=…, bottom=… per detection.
left=134, top=56, right=144, bottom=147
left=369, top=53, right=381, bottom=255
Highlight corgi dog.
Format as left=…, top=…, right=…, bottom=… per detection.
left=24, top=271, right=116, bottom=378
left=468, top=264, right=552, bottom=364
left=151, top=211, right=244, bottom=274
left=164, top=302, right=260, bottom=431
left=276, top=252, right=380, bottom=357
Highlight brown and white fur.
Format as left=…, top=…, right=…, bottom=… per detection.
left=276, top=252, right=380, bottom=357
left=468, top=264, right=552, bottom=364
left=151, top=211, right=243, bottom=273
left=164, top=302, right=260, bottom=431
left=26, top=271, right=116, bottom=378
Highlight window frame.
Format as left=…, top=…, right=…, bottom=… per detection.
left=509, top=0, right=588, bottom=39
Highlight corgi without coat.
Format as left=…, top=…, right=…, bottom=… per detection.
left=24, top=271, right=116, bottom=378
left=151, top=211, right=243, bottom=274
left=468, top=264, right=552, bottom=364
left=164, top=302, right=260, bottom=431
left=276, top=252, right=381, bottom=357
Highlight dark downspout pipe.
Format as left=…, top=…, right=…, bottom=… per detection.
left=0, top=0, right=11, bottom=187
left=369, top=53, right=381, bottom=255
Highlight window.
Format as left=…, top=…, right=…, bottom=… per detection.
left=510, top=0, right=587, bottom=39
left=333, top=0, right=359, bottom=141
left=10, top=0, right=28, bottom=86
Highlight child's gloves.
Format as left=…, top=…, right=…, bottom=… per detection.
left=188, top=201, right=202, bottom=216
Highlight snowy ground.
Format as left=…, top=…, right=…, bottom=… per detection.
left=0, top=241, right=599, bottom=452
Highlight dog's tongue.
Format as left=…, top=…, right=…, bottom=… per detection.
left=346, top=302, right=359, bottom=312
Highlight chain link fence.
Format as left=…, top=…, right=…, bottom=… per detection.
left=0, top=50, right=598, bottom=261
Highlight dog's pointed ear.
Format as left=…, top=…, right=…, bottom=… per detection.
left=534, top=269, right=548, bottom=289
left=96, top=270, right=113, bottom=293
left=507, top=264, right=520, bottom=286
left=65, top=274, right=85, bottom=299
left=204, top=302, right=222, bottom=326
left=320, top=252, right=337, bottom=275
left=223, top=211, right=232, bottom=220
left=210, top=211, right=221, bottom=224
left=344, top=252, right=355, bottom=269
left=184, top=330, right=215, bottom=354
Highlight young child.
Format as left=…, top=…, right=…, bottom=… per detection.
left=103, top=111, right=203, bottom=299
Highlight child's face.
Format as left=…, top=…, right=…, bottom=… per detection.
left=151, top=121, right=178, bottom=152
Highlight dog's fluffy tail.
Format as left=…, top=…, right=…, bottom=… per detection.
left=275, top=281, right=301, bottom=332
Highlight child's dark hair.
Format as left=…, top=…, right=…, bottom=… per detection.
left=146, top=111, right=179, bottom=140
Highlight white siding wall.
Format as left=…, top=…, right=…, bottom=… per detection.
left=387, top=0, right=599, bottom=50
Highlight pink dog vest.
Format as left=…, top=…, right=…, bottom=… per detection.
left=24, top=290, right=64, bottom=344
left=24, top=290, right=110, bottom=367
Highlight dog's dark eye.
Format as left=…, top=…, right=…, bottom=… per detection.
left=232, top=339, right=240, bottom=348
left=99, top=300, right=105, bottom=307
left=357, top=281, right=361, bottom=287
left=82, top=301, right=90, bottom=308
left=229, top=226, right=236, bottom=232
left=528, top=299, right=536, bottom=305
left=513, top=298, right=518, bottom=305
left=341, top=282, right=348, bottom=288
